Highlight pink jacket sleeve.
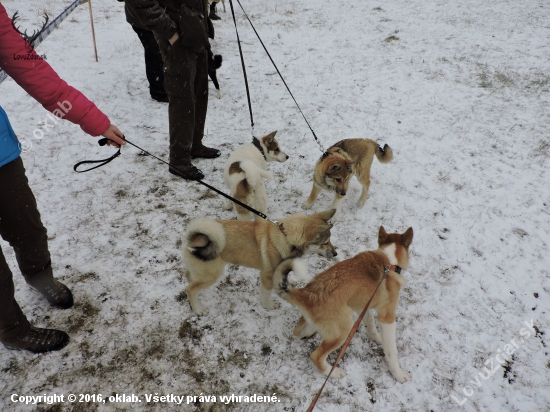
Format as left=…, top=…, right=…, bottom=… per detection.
left=0, top=4, right=110, bottom=136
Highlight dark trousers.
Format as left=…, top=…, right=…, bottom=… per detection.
left=155, top=34, right=209, bottom=164
left=167, top=49, right=209, bottom=164
left=0, top=157, right=53, bottom=343
left=131, top=25, right=166, bottom=99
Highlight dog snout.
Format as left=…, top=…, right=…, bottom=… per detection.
left=285, top=155, right=289, bottom=160
left=332, top=250, right=338, bottom=257
left=339, top=190, right=346, bottom=196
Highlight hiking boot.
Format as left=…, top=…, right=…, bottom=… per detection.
left=3, top=326, right=70, bottom=353
left=151, top=94, right=169, bottom=103
left=29, top=279, right=74, bottom=309
left=169, top=163, right=204, bottom=180
left=209, top=3, right=221, bottom=20
left=190, top=145, right=221, bottom=159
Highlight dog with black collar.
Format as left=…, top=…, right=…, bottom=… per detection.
left=273, top=226, right=414, bottom=383
left=223, top=131, right=288, bottom=221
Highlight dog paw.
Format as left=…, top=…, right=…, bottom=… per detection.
left=391, top=369, right=411, bottom=383
left=301, top=201, right=312, bottom=210
left=326, top=367, right=346, bottom=379
left=216, top=89, right=221, bottom=99
left=368, top=333, right=382, bottom=345
left=263, top=300, right=281, bottom=310
left=192, top=304, right=209, bottom=316
left=295, top=324, right=317, bottom=339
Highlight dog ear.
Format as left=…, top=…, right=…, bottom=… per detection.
left=264, top=131, right=277, bottom=144
left=314, top=209, right=336, bottom=222
left=402, top=227, right=414, bottom=248
left=378, top=226, right=389, bottom=245
left=314, top=224, right=333, bottom=240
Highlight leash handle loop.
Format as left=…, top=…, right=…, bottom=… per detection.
left=73, top=139, right=121, bottom=173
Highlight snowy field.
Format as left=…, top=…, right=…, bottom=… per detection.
left=0, top=0, right=549, bottom=410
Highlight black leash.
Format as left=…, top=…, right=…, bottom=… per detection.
left=73, top=145, right=121, bottom=172
left=230, top=0, right=325, bottom=153
left=228, top=0, right=254, bottom=130
left=74, top=137, right=282, bottom=228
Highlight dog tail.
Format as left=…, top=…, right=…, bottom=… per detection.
left=375, top=143, right=393, bottom=163
left=184, top=218, right=226, bottom=261
left=239, top=159, right=271, bottom=187
left=273, top=258, right=310, bottom=298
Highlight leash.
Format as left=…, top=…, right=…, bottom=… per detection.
left=74, top=137, right=283, bottom=228
left=231, top=0, right=325, bottom=154
left=73, top=143, right=121, bottom=172
left=228, top=0, right=254, bottom=134
left=306, top=265, right=400, bottom=412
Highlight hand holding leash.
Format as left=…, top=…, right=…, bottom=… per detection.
left=100, top=124, right=126, bottom=147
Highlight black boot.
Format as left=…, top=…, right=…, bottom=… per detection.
left=209, top=2, right=221, bottom=20
left=3, top=326, right=69, bottom=353
left=169, top=163, right=205, bottom=180
left=151, top=92, right=169, bottom=103
left=29, top=278, right=74, bottom=309
left=190, top=145, right=221, bottom=159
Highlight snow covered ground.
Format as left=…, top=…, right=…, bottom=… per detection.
left=0, top=0, right=549, bottom=410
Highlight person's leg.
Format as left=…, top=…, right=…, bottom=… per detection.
left=162, top=47, right=205, bottom=179
left=0, top=248, right=31, bottom=344
left=159, top=36, right=219, bottom=178
left=168, top=93, right=195, bottom=166
left=209, top=1, right=221, bottom=20
left=0, top=157, right=73, bottom=308
left=0, top=158, right=70, bottom=353
left=131, top=25, right=167, bottom=101
left=190, top=49, right=220, bottom=159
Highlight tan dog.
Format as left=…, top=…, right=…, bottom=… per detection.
left=301, top=139, right=393, bottom=221
left=274, top=226, right=413, bottom=382
left=182, top=209, right=337, bottom=316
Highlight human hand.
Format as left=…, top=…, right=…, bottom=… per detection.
left=169, top=31, right=180, bottom=45
left=101, top=124, right=126, bottom=147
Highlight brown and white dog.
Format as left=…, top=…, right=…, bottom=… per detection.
left=301, top=139, right=393, bottom=221
left=182, top=209, right=337, bottom=316
left=274, top=226, right=413, bottom=382
left=223, top=131, right=288, bottom=221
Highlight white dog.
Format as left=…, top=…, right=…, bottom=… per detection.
left=223, top=131, right=288, bottom=220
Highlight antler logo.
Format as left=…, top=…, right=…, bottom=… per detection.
left=11, top=11, right=50, bottom=54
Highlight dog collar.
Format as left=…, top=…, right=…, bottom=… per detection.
left=385, top=265, right=402, bottom=274
left=252, top=136, right=266, bottom=160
